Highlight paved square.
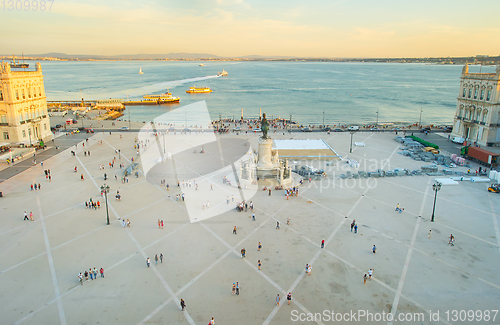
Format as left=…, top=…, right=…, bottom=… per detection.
left=0, top=129, right=499, bottom=325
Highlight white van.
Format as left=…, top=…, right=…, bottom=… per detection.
left=347, top=126, right=360, bottom=131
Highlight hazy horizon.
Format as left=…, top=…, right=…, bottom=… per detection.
left=2, top=0, right=500, bottom=57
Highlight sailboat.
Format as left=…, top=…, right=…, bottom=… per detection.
left=139, top=67, right=144, bottom=75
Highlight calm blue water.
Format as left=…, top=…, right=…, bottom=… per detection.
left=35, top=61, right=496, bottom=126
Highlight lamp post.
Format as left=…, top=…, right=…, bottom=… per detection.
left=100, top=184, right=110, bottom=225
left=323, top=109, right=325, bottom=128
left=349, top=131, right=355, bottom=153
left=418, top=108, right=423, bottom=127
left=431, top=181, right=441, bottom=222
left=376, top=110, right=379, bottom=127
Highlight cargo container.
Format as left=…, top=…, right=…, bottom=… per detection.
left=462, top=146, right=500, bottom=167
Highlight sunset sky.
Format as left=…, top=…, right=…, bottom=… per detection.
left=2, top=0, right=500, bottom=58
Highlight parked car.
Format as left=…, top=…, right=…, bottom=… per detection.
left=323, top=127, right=331, bottom=132
left=233, top=127, right=242, bottom=131
left=333, top=128, right=343, bottom=132
left=452, top=137, right=465, bottom=144
left=85, top=128, right=94, bottom=133
left=370, top=127, right=381, bottom=131
left=347, top=126, right=359, bottom=131
left=420, top=126, right=431, bottom=133
left=253, top=128, right=262, bottom=132
left=302, top=127, right=312, bottom=132
left=443, top=126, right=453, bottom=133
left=119, top=126, right=129, bottom=131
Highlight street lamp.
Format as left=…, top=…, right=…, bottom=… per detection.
left=323, top=109, right=325, bottom=128
left=418, top=108, right=423, bottom=127
left=100, top=184, right=110, bottom=225
left=431, top=181, right=442, bottom=222
left=349, top=131, right=355, bottom=153
left=376, top=110, right=379, bottom=127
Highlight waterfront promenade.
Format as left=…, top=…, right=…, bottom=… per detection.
left=0, top=128, right=499, bottom=325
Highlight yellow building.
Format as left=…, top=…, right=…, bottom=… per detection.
left=0, top=62, right=51, bottom=146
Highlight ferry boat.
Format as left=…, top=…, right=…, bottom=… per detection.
left=10, top=56, right=29, bottom=69
left=186, top=86, right=212, bottom=94
left=217, top=69, right=228, bottom=76
left=123, top=92, right=180, bottom=105
left=138, top=67, right=144, bottom=74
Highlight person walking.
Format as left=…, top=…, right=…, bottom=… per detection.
left=232, top=283, right=236, bottom=295
left=24, top=211, right=29, bottom=221
left=155, top=255, right=159, bottom=265
left=89, top=268, right=94, bottom=280
left=258, top=260, right=261, bottom=270
left=159, top=253, right=163, bottom=263
left=428, top=230, right=432, bottom=239
left=78, top=272, right=83, bottom=285
left=258, top=242, right=262, bottom=251
left=368, top=268, right=373, bottom=280
left=354, top=224, right=358, bottom=234
left=100, top=267, right=105, bottom=278
left=161, top=220, right=164, bottom=229
left=363, top=273, right=368, bottom=284
left=241, top=248, right=246, bottom=258
left=180, top=299, right=186, bottom=311
left=84, top=270, right=89, bottom=281
left=287, top=216, right=290, bottom=225
left=252, top=212, right=255, bottom=221
left=93, top=268, right=98, bottom=280
left=29, top=212, right=33, bottom=221
left=146, top=258, right=150, bottom=268
left=351, top=220, right=355, bottom=232
left=372, top=245, right=377, bottom=254
left=236, top=282, right=239, bottom=295
left=276, top=294, right=280, bottom=306
left=321, top=239, right=325, bottom=248
left=276, top=221, right=280, bottom=230
left=308, top=265, right=312, bottom=276
left=158, top=219, right=161, bottom=229
left=287, top=292, right=292, bottom=305
left=269, top=189, right=272, bottom=196
left=233, top=226, right=237, bottom=235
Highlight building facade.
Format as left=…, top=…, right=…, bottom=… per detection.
left=451, top=64, right=500, bottom=146
left=0, top=62, right=51, bottom=146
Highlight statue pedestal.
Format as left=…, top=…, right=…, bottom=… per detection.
left=257, top=138, right=277, bottom=178
left=257, top=138, right=273, bottom=169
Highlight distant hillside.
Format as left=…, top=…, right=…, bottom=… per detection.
left=10, top=52, right=221, bottom=60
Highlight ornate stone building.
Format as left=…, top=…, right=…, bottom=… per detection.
left=451, top=64, right=500, bottom=146
left=0, top=62, right=51, bottom=145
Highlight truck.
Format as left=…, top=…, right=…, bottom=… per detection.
left=461, top=146, right=500, bottom=167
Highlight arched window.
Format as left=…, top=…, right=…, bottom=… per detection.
left=480, top=89, right=485, bottom=100
left=468, top=88, right=472, bottom=98
left=487, top=89, right=492, bottom=101
left=483, top=110, right=488, bottom=123
left=459, top=107, right=463, bottom=117
left=474, top=87, right=478, bottom=99
left=463, top=88, right=466, bottom=97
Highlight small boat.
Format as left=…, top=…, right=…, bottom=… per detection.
left=199, top=63, right=205, bottom=66
left=139, top=67, right=144, bottom=74
left=186, top=86, right=212, bottom=94
left=217, top=69, right=228, bottom=76
left=10, top=55, right=29, bottom=69
left=123, top=92, right=180, bottom=105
